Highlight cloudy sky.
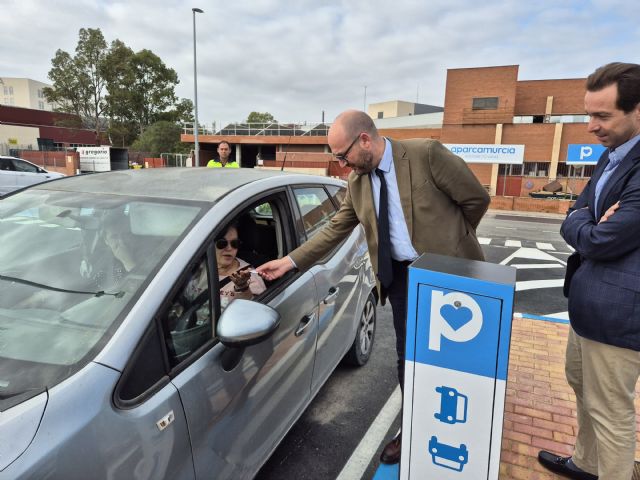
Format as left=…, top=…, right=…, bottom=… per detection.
left=3, top=0, right=639, bottom=128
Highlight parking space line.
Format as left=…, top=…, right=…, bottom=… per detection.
left=504, top=240, right=522, bottom=247
left=536, top=242, right=555, bottom=250
left=478, top=237, right=491, bottom=245
left=336, top=386, right=401, bottom=480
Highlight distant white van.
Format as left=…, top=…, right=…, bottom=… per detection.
left=0, top=156, right=65, bottom=196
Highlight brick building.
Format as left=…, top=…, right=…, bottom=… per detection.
left=441, top=65, right=592, bottom=198
left=181, top=65, right=595, bottom=200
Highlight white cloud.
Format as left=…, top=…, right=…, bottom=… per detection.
left=2, top=0, right=639, bottom=126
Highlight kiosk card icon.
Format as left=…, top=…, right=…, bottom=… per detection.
left=435, top=386, right=468, bottom=424
left=428, top=436, right=469, bottom=472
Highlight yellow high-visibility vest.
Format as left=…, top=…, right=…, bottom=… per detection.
left=207, top=160, right=239, bottom=168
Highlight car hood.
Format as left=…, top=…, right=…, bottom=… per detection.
left=0, top=391, right=47, bottom=471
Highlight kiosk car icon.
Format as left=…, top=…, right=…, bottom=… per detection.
left=428, top=436, right=469, bottom=472
left=434, top=386, right=468, bottom=424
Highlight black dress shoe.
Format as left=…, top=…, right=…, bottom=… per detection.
left=380, top=434, right=401, bottom=464
left=538, top=451, right=598, bottom=479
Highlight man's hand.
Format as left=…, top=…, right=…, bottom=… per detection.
left=256, top=257, right=294, bottom=281
left=599, top=201, right=620, bottom=223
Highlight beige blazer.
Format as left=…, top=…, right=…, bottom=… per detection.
left=290, top=138, right=490, bottom=290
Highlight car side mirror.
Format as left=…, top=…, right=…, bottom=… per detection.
left=217, top=299, right=280, bottom=348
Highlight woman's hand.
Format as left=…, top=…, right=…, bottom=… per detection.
left=230, top=269, right=251, bottom=292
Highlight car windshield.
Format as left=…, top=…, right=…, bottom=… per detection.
left=0, top=189, right=204, bottom=411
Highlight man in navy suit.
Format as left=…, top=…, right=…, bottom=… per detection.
left=539, top=63, right=640, bottom=479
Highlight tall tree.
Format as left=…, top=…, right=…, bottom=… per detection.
left=130, top=120, right=190, bottom=156
left=104, top=46, right=181, bottom=134
left=43, top=28, right=109, bottom=139
left=246, top=111, right=276, bottom=124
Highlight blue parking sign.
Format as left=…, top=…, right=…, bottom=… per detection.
left=567, top=144, right=607, bottom=165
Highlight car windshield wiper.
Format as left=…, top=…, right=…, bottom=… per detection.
left=0, top=274, right=124, bottom=298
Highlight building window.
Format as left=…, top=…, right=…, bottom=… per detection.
left=532, top=115, right=545, bottom=123
left=38, top=89, right=44, bottom=98
left=523, top=162, right=550, bottom=177
left=556, top=163, right=595, bottom=178
left=498, top=164, right=524, bottom=175
left=513, top=116, right=533, bottom=124
left=472, top=97, right=499, bottom=110
left=38, top=101, right=45, bottom=110
left=377, top=112, right=384, bottom=119
left=548, top=114, right=589, bottom=124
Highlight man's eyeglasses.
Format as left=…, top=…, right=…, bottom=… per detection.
left=215, top=238, right=240, bottom=250
left=333, top=133, right=361, bottom=162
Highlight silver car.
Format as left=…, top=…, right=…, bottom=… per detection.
left=0, top=168, right=377, bottom=479
left=0, top=156, right=65, bottom=196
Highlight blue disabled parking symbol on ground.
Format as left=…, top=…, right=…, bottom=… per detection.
left=435, top=386, right=468, bottom=425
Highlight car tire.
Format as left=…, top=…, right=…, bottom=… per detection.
left=343, top=291, right=376, bottom=366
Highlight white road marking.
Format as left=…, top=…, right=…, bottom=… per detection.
left=496, top=226, right=516, bottom=229
left=511, top=263, right=564, bottom=269
left=336, top=386, right=401, bottom=480
left=536, top=242, right=555, bottom=250
left=516, top=279, right=565, bottom=291
left=505, top=240, right=522, bottom=247
left=478, top=237, right=491, bottom=245
left=500, top=247, right=567, bottom=266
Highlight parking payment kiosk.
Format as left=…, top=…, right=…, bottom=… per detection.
left=400, top=253, right=516, bottom=480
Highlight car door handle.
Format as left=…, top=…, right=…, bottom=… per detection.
left=323, top=287, right=340, bottom=304
left=295, top=313, right=314, bottom=336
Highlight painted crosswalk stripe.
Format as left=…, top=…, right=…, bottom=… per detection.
left=515, top=279, right=565, bottom=291
left=504, top=240, right=522, bottom=248
left=536, top=242, right=555, bottom=250
left=511, top=263, right=564, bottom=269
left=478, top=237, right=491, bottom=245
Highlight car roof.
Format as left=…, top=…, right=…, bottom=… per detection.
left=31, top=167, right=344, bottom=203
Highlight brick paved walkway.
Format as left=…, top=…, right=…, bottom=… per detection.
left=500, top=317, right=640, bottom=479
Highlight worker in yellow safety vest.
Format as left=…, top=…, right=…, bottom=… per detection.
left=207, top=141, right=239, bottom=168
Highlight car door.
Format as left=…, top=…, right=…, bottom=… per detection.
left=11, top=158, right=45, bottom=188
left=292, top=185, right=368, bottom=394
left=0, top=157, right=17, bottom=195
left=166, top=194, right=319, bottom=479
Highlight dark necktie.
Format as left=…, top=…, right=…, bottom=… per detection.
left=375, top=168, right=393, bottom=289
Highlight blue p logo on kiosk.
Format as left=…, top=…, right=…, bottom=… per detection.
left=400, top=253, right=516, bottom=479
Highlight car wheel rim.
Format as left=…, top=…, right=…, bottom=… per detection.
left=359, top=298, right=375, bottom=355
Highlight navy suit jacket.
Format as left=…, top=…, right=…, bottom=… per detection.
left=561, top=140, right=640, bottom=350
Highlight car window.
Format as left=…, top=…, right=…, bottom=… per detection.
left=161, top=256, right=213, bottom=368
left=293, top=186, right=337, bottom=239
left=0, top=189, right=205, bottom=411
left=12, top=159, right=39, bottom=173
left=151, top=194, right=288, bottom=373
left=0, top=158, right=15, bottom=171
left=326, top=184, right=347, bottom=207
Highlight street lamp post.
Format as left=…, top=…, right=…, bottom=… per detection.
left=192, top=7, right=204, bottom=167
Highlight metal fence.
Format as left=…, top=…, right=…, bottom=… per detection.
left=183, top=122, right=330, bottom=137
left=0, top=143, right=33, bottom=157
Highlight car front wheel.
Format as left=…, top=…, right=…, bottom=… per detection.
left=343, top=291, right=376, bottom=366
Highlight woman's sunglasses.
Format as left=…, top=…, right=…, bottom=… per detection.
left=215, top=238, right=240, bottom=250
